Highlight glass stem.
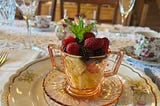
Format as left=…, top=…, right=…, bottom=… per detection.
left=121, top=14, right=125, bottom=26
left=26, top=18, right=32, bottom=49
left=121, top=13, right=129, bottom=26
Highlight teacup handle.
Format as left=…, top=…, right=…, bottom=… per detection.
left=104, top=50, right=124, bottom=77
left=48, top=44, right=61, bottom=69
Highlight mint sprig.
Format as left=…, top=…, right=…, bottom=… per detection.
left=64, top=17, right=95, bottom=41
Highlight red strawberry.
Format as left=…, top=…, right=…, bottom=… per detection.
left=66, top=42, right=80, bottom=55
left=102, top=38, right=109, bottom=53
left=84, top=32, right=95, bottom=39
left=62, top=36, right=75, bottom=50
left=84, top=37, right=104, bottom=51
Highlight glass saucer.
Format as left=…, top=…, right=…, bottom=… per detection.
left=43, top=70, right=123, bottom=106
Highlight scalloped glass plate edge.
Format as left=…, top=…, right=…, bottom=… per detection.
left=43, top=70, right=123, bottom=106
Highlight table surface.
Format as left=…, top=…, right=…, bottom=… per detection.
left=0, top=20, right=160, bottom=106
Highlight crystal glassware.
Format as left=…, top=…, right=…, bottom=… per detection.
left=0, top=0, right=6, bottom=24
left=4, top=0, right=16, bottom=25
left=15, top=0, right=39, bottom=49
left=119, top=0, right=136, bottom=26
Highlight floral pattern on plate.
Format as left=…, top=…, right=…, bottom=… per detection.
left=18, top=70, right=37, bottom=83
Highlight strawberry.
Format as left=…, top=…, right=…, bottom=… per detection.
left=66, top=42, right=80, bottom=55
left=62, top=36, right=75, bottom=50
left=102, top=38, right=109, bottom=53
left=84, top=32, right=95, bottom=39
left=84, top=37, right=104, bottom=51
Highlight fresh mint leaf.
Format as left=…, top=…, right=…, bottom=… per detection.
left=64, top=17, right=96, bottom=41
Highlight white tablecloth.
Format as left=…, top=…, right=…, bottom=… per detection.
left=0, top=20, right=160, bottom=105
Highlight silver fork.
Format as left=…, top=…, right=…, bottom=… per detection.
left=0, top=51, right=8, bottom=66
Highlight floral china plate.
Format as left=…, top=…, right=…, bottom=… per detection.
left=1, top=57, right=159, bottom=106
left=123, top=46, right=160, bottom=67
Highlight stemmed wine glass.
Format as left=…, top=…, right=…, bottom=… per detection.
left=0, top=0, right=6, bottom=23
left=119, top=0, right=136, bottom=26
left=15, top=0, right=39, bottom=50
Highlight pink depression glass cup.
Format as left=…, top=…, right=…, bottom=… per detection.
left=48, top=44, right=124, bottom=99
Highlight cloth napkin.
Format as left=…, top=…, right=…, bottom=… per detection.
left=0, top=49, right=41, bottom=97
left=0, top=49, right=41, bottom=70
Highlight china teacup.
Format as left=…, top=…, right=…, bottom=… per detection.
left=48, top=44, right=124, bottom=99
left=35, top=15, right=51, bottom=28
left=55, top=23, right=73, bottom=40
left=134, top=31, right=160, bottom=61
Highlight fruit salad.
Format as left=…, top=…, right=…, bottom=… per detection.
left=61, top=17, right=110, bottom=89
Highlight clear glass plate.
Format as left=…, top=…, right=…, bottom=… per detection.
left=1, top=57, right=158, bottom=106
left=43, top=70, right=123, bottom=106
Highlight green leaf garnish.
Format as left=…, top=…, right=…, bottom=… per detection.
left=64, top=17, right=95, bottom=41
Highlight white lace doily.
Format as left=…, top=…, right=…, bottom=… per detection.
left=0, top=20, right=60, bottom=56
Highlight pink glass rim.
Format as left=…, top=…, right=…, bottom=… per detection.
left=61, top=49, right=110, bottom=59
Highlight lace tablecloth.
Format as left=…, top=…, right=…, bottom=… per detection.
left=0, top=20, right=59, bottom=56
left=0, top=20, right=160, bottom=90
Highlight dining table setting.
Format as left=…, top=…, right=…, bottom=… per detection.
left=0, top=0, right=160, bottom=105
left=0, top=16, right=160, bottom=106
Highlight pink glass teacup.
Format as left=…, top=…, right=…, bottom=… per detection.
left=48, top=44, right=124, bottom=99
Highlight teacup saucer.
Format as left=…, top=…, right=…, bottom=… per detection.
left=43, top=70, right=123, bottom=106
left=123, top=46, right=160, bottom=66
left=32, top=22, right=56, bottom=32
left=108, top=25, right=131, bottom=34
